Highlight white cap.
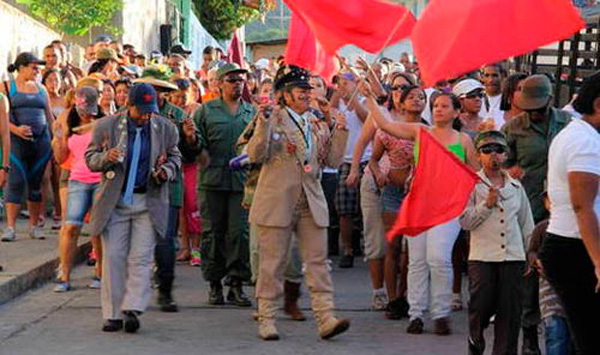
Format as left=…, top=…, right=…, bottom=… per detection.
left=255, top=58, right=269, bottom=70
left=452, top=79, right=484, bottom=98
left=388, top=62, right=406, bottom=75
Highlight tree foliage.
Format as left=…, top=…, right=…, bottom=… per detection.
left=193, top=0, right=260, bottom=40
left=17, top=0, right=122, bottom=36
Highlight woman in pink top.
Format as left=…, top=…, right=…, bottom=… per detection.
left=53, top=86, right=103, bottom=292
left=368, top=85, right=427, bottom=320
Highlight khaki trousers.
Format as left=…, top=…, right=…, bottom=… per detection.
left=255, top=197, right=334, bottom=315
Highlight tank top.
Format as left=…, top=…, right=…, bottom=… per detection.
left=8, top=80, right=49, bottom=137
left=414, top=130, right=467, bottom=163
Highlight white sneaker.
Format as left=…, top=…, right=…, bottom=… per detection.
left=29, top=226, right=45, bottom=240
left=371, top=289, right=388, bottom=311
left=451, top=293, right=463, bottom=311
left=88, top=277, right=101, bottom=289
left=1, top=227, right=16, bottom=242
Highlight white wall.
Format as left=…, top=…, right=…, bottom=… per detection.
left=121, top=0, right=168, bottom=56
left=0, top=1, right=62, bottom=80
left=188, top=13, right=222, bottom=69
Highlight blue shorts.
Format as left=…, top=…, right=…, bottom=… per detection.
left=381, top=184, right=405, bottom=213
left=65, top=180, right=99, bottom=227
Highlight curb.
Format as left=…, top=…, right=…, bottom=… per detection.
left=0, top=241, right=92, bottom=306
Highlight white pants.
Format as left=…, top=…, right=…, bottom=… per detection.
left=360, top=173, right=386, bottom=260
left=407, top=219, right=460, bottom=320
left=101, top=194, right=157, bottom=320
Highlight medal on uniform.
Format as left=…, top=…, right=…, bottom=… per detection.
left=106, top=171, right=115, bottom=180
left=303, top=162, right=312, bottom=174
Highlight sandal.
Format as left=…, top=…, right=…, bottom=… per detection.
left=176, top=248, right=191, bottom=262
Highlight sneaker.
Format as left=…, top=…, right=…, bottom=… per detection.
left=54, top=281, right=71, bottom=293
left=406, top=318, right=424, bottom=334
left=19, top=210, right=30, bottom=219
left=451, top=293, right=463, bottom=311
left=371, top=289, right=388, bottom=311
left=89, top=277, right=101, bottom=289
left=338, top=254, right=354, bottom=268
left=1, top=227, right=16, bottom=242
left=51, top=218, right=61, bottom=231
left=29, top=226, right=45, bottom=240
left=190, top=249, right=202, bottom=267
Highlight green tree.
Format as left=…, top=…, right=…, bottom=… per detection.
left=17, top=0, right=122, bottom=36
left=193, top=0, right=260, bottom=40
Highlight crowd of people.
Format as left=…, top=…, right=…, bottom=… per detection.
left=0, top=33, right=599, bottom=354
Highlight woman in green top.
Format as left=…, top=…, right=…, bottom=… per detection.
left=365, top=85, right=479, bottom=336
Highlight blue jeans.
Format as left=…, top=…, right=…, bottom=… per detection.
left=544, top=315, right=572, bottom=355
left=65, top=180, right=99, bottom=226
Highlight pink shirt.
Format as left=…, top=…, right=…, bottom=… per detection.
left=68, top=132, right=102, bottom=184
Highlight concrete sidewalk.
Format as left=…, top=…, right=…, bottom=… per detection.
left=0, top=219, right=91, bottom=305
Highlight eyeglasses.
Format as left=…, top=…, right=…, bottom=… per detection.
left=225, top=77, right=245, bottom=84
left=391, top=84, right=410, bottom=91
left=479, top=145, right=506, bottom=155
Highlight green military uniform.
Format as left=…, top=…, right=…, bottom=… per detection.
left=160, top=101, right=188, bottom=208
left=194, top=98, right=256, bottom=282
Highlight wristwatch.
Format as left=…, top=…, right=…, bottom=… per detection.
left=0, top=166, right=11, bottom=172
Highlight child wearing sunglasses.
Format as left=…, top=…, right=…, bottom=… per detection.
left=459, top=130, right=535, bottom=355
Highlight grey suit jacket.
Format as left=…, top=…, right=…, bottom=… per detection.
left=85, top=111, right=182, bottom=238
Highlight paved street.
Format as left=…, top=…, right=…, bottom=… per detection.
left=0, top=257, right=478, bottom=355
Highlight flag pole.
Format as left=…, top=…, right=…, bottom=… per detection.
left=376, top=7, right=413, bottom=59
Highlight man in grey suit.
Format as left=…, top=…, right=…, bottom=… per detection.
left=85, top=83, right=181, bottom=333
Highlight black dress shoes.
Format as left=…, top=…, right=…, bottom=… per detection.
left=102, top=319, right=123, bottom=332
left=123, top=310, right=140, bottom=333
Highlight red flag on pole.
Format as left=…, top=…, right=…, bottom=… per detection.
left=412, top=0, right=586, bottom=87
left=387, top=128, right=479, bottom=240
left=284, top=12, right=339, bottom=84
left=284, top=0, right=416, bottom=54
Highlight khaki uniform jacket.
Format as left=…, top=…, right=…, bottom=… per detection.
left=247, top=107, right=348, bottom=228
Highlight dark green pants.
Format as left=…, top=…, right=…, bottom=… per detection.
left=199, top=190, right=250, bottom=282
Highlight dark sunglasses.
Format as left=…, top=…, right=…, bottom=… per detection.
left=391, top=84, right=410, bottom=91
left=465, top=92, right=484, bottom=99
left=479, top=144, right=506, bottom=155
left=524, top=106, right=547, bottom=115
left=225, top=77, right=246, bottom=84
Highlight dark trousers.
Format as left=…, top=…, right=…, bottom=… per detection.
left=154, top=205, right=179, bottom=295
left=321, top=172, right=339, bottom=256
left=199, top=190, right=250, bottom=282
left=540, top=234, right=600, bottom=355
left=468, top=261, right=525, bottom=355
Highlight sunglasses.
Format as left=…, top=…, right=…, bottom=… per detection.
left=465, top=92, right=484, bottom=99
left=391, top=84, right=410, bottom=91
left=479, top=144, right=506, bottom=155
left=225, top=77, right=246, bottom=84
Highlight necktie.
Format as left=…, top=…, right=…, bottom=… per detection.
left=122, top=127, right=142, bottom=205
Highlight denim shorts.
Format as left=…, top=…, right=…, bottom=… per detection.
left=65, top=180, right=99, bottom=226
left=381, top=184, right=405, bottom=212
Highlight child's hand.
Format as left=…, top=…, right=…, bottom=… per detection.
left=485, top=187, right=499, bottom=208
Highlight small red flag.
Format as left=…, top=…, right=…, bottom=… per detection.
left=387, top=128, right=479, bottom=240
left=412, top=0, right=586, bottom=87
left=284, top=0, right=416, bottom=54
left=284, top=12, right=339, bottom=84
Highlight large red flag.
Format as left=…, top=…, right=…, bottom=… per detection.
left=284, top=12, right=339, bottom=83
left=387, top=128, right=479, bottom=240
left=412, top=0, right=586, bottom=87
left=284, top=0, right=416, bottom=54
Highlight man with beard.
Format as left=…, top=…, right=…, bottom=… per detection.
left=460, top=130, right=534, bottom=355
left=501, top=74, right=571, bottom=355
left=194, top=63, right=255, bottom=307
